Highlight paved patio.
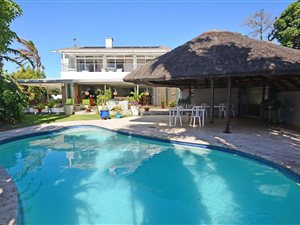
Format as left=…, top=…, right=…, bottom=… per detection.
left=0, top=115, right=299, bottom=175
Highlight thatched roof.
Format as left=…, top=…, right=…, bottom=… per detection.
left=123, top=31, right=300, bottom=89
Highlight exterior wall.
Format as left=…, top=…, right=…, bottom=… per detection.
left=61, top=71, right=129, bottom=83
left=181, top=88, right=239, bottom=107
left=277, top=91, right=300, bottom=126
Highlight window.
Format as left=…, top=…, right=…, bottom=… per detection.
left=95, top=59, right=103, bottom=72
left=124, top=59, right=133, bottom=72
left=85, top=59, right=94, bottom=72
left=76, top=58, right=85, bottom=72
left=136, top=55, right=156, bottom=68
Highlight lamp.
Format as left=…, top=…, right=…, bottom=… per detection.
left=144, top=88, right=150, bottom=96
left=113, top=89, right=118, bottom=96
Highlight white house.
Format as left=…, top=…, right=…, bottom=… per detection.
left=51, top=38, right=179, bottom=106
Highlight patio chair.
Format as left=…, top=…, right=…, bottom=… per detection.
left=190, top=106, right=204, bottom=127
left=218, top=103, right=226, bottom=118
left=231, top=104, right=235, bottom=117
left=200, top=103, right=209, bottom=117
left=169, top=106, right=183, bottom=126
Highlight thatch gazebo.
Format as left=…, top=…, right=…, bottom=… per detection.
left=124, top=31, right=300, bottom=132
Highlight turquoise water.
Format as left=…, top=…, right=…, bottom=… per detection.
left=0, top=127, right=299, bottom=225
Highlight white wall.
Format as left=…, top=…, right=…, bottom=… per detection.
left=61, top=71, right=129, bottom=83
left=277, top=91, right=300, bottom=126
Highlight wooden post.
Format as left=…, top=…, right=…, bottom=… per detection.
left=210, top=78, right=214, bottom=123
left=224, top=77, right=232, bottom=133
left=260, top=84, right=266, bottom=120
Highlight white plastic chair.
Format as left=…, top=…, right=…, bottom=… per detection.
left=200, top=103, right=209, bottom=117
left=190, top=106, right=203, bottom=127
left=231, top=104, right=235, bottom=117
left=218, top=103, right=226, bottom=118
left=169, top=106, right=183, bottom=126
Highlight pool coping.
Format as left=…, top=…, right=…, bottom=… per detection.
left=1, top=124, right=300, bottom=184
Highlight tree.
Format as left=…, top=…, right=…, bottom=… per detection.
left=11, top=67, right=47, bottom=106
left=12, top=66, right=46, bottom=80
left=0, top=72, right=28, bottom=123
left=269, top=0, right=300, bottom=49
left=15, top=37, right=44, bottom=72
left=242, top=9, right=274, bottom=41
left=0, top=0, right=22, bottom=71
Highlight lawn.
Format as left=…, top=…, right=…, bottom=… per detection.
left=0, top=113, right=102, bottom=131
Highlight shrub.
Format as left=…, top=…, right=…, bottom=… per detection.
left=0, top=73, right=28, bottom=123
left=169, top=101, right=176, bottom=107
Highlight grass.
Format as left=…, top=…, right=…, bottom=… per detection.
left=0, top=113, right=105, bottom=131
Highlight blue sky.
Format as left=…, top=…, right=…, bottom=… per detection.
left=4, top=0, right=293, bottom=78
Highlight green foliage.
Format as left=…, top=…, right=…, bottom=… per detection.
left=169, top=101, right=176, bottom=107
left=96, top=88, right=112, bottom=107
left=0, top=0, right=22, bottom=56
left=271, top=0, right=300, bottom=48
left=65, top=99, right=73, bottom=105
left=47, top=100, right=56, bottom=108
left=0, top=72, right=28, bottom=123
left=111, top=106, right=122, bottom=113
left=46, top=87, right=61, bottom=96
left=128, top=91, right=144, bottom=103
left=11, top=67, right=48, bottom=106
left=11, top=66, right=46, bottom=79
left=35, top=102, right=45, bottom=110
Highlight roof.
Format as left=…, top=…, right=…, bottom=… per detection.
left=53, top=46, right=171, bottom=53
left=123, top=31, right=300, bottom=88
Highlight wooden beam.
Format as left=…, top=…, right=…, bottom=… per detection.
left=224, top=77, right=232, bottom=133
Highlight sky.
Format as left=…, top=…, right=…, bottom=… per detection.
left=4, top=0, right=294, bottom=78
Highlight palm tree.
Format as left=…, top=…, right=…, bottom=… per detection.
left=0, top=48, right=23, bottom=72
left=15, top=37, right=44, bottom=72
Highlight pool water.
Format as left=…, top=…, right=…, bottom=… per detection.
left=0, top=127, right=299, bottom=224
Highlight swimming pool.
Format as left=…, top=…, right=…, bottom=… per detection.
left=0, top=126, right=299, bottom=224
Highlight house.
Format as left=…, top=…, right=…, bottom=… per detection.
left=51, top=38, right=179, bottom=106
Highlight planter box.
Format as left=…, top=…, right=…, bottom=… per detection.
left=64, top=105, right=74, bottom=115
left=130, top=105, right=139, bottom=116
left=52, top=107, right=65, bottom=114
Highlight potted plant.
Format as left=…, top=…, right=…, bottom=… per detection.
left=64, top=99, right=74, bottom=115
left=35, top=103, right=45, bottom=114
left=169, top=101, right=176, bottom=108
left=47, top=100, right=56, bottom=114
left=128, top=91, right=144, bottom=116
left=112, top=106, right=122, bottom=118
left=97, top=89, right=112, bottom=119
left=161, top=100, right=166, bottom=109
left=144, top=105, right=150, bottom=112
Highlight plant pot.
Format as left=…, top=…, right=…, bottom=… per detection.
left=48, top=108, right=53, bottom=114
left=100, top=109, right=110, bottom=120
left=130, top=105, right=139, bottom=116
left=37, top=108, right=43, bottom=113
left=144, top=107, right=150, bottom=112
left=64, top=105, right=74, bottom=115
left=115, top=113, right=122, bottom=119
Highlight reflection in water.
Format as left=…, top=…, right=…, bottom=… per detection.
left=0, top=127, right=299, bottom=224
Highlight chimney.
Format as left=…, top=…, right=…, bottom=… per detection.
left=105, top=37, right=113, bottom=48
